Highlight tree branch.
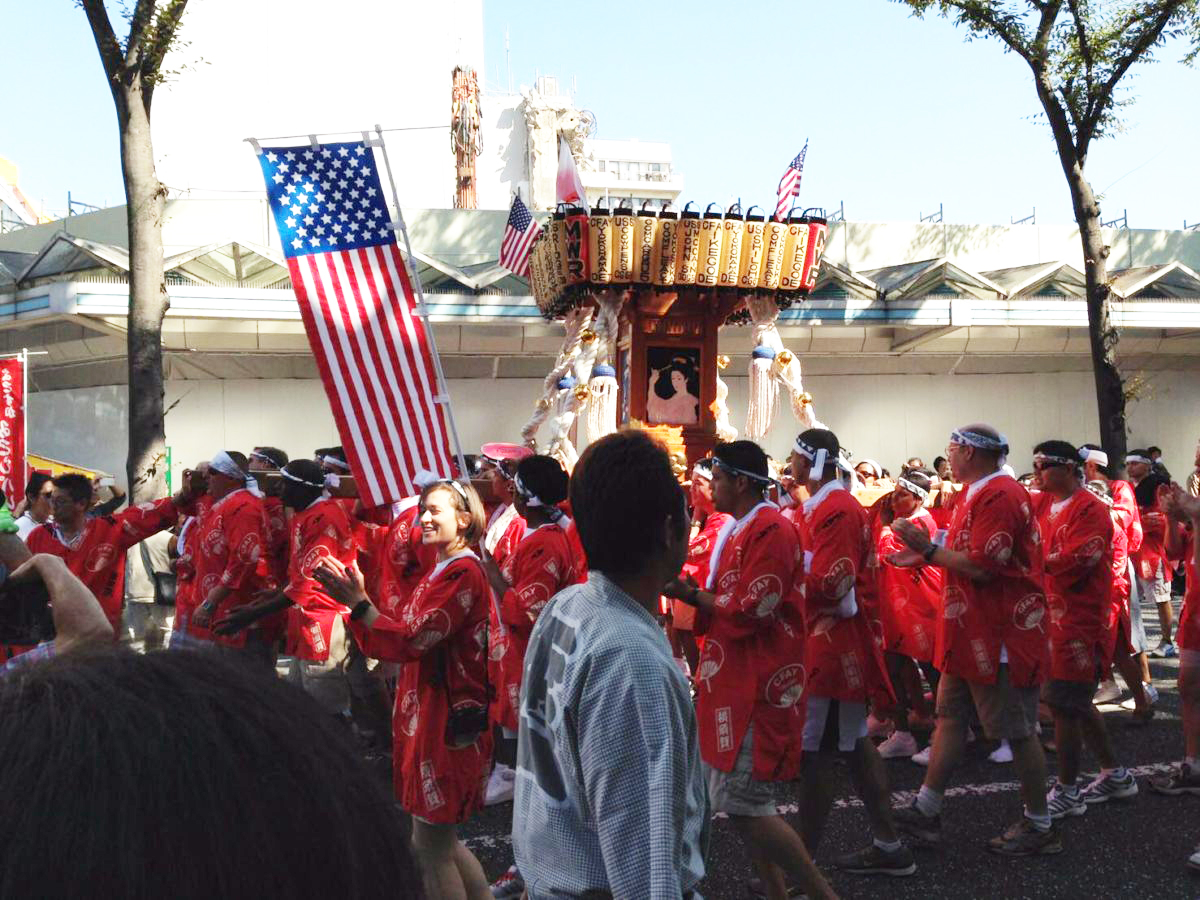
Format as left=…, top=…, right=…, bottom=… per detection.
left=1086, top=3, right=1181, bottom=132
left=1064, top=0, right=1096, bottom=98
left=78, top=0, right=124, bottom=97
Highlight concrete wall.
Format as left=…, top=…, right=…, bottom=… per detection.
left=28, top=369, right=1200, bottom=490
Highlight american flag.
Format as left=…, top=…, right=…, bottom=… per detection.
left=257, top=139, right=455, bottom=506
left=774, top=141, right=808, bottom=221
left=499, top=195, right=542, bottom=276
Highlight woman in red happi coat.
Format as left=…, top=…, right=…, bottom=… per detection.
left=316, top=479, right=493, bottom=900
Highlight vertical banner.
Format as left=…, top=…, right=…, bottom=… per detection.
left=0, top=357, right=25, bottom=508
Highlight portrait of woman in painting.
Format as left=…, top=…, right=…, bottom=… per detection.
left=646, top=349, right=701, bottom=425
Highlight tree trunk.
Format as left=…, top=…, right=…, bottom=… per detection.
left=119, top=82, right=170, bottom=503
left=1062, top=163, right=1128, bottom=464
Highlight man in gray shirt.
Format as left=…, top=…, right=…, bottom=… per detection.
left=513, top=429, right=709, bottom=898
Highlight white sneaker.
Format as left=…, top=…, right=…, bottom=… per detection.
left=867, top=713, right=892, bottom=739
left=877, top=730, right=919, bottom=759
left=1093, top=679, right=1123, bottom=705
left=485, top=763, right=516, bottom=806
left=911, top=745, right=931, bottom=766
left=988, top=740, right=1013, bottom=764
left=1122, top=682, right=1160, bottom=710
left=1189, top=844, right=1200, bottom=873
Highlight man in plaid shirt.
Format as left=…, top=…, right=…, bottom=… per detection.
left=513, top=431, right=709, bottom=898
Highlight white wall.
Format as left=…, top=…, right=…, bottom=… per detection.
left=27, top=370, right=1200, bottom=490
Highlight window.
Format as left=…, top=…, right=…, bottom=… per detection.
left=598, top=160, right=606, bottom=172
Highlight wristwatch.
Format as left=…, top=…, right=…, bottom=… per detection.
left=349, top=598, right=373, bottom=621
left=922, top=543, right=938, bottom=562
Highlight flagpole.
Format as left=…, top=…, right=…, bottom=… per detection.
left=371, top=125, right=470, bottom=481
left=20, top=348, right=27, bottom=495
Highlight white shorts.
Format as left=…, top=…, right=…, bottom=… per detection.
left=802, top=696, right=867, bottom=753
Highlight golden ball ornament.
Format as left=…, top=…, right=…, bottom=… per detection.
left=776, top=349, right=794, bottom=368
left=716, top=354, right=731, bottom=371
left=579, top=329, right=598, bottom=344
left=573, top=384, right=591, bottom=403
left=798, top=392, right=813, bottom=406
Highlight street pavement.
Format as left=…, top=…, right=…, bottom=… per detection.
left=460, top=619, right=1199, bottom=899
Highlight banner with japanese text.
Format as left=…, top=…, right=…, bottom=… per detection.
left=0, top=358, right=25, bottom=508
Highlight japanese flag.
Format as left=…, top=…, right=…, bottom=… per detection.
left=556, top=137, right=589, bottom=213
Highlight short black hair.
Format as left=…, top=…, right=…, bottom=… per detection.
left=569, top=430, right=686, bottom=580
left=1134, top=472, right=1170, bottom=508
left=1148, top=446, right=1162, bottom=455
left=933, top=455, right=947, bottom=469
left=224, top=450, right=250, bottom=473
left=713, top=440, right=770, bottom=481
left=0, top=649, right=419, bottom=898
left=51, top=473, right=92, bottom=505
left=515, top=455, right=569, bottom=507
left=1127, top=448, right=1150, bottom=460
left=253, top=446, right=289, bottom=469
left=1033, top=439, right=1080, bottom=466
left=24, top=472, right=51, bottom=502
left=280, top=459, right=326, bottom=510
left=796, top=428, right=840, bottom=475
left=899, top=468, right=934, bottom=493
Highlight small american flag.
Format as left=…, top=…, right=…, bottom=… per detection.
left=774, top=141, right=808, bottom=221
left=257, top=139, right=455, bottom=506
left=499, top=195, right=542, bottom=276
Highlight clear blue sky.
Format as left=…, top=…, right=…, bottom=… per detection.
left=8, top=0, right=1199, bottom=228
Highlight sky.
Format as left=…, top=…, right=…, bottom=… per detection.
left=5, top=0, right=1199, bottom=229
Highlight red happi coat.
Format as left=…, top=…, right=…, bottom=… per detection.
left=27, top=498, right=181, bottom=631
left=185, top=489, right=267, bottom=647
left=694, top=503, right=807, bottom=781
left=1135, top=505, right=1175, bottom=582
left=675, top=511, right=733, bottom=630
left=936, top=473, right=1048, bottom=687
left=351, top=552, right=493, bottom=824
left=285, top=498, right=359, bottom=661
left=373, top=501, right=436, bottom=618
left=798, top=483, right=893, bottom=707
left=254, top=494, right=291, bottom=644
left=1038, top=490, right=1114, bottom=681
left=494, top=523, right=579, bottom=731
left=482, top=503, right=525, bottom=722
left=1178, top=531, right=1199, bottom=652
left=484, top=503, right=526, bottom=573
left=1111, top=480, right=1142, bottom=556
left=1107, top=512, right=1133, bottom=657
left=877, top=507, right=943, bottom=663
left=173, top=495, right=213, bottom=632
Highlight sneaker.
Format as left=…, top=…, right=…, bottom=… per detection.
left=485, top=763, right=516, bottom=806
left=878, top=730, right=920, bottom=759
left=833, top=842, right=917, bottom=877
left=1149, top=642, right=1177, bottom=658
left=894, top=801, right=942, bottom=848
left=1149, top=763, right=1200, bottom=796
left=1189, top=845, right=1200, bottom=873
left=988, top=740, right=1013, bottom=764
left=490, top=865, right=524, bottom=899
left=1093, top=679, right=1123, bottom=705
left=1081, top=769, right=1139, bottom=804
left=1046, top=783, right=1086, bottom=819
left=911, top=745, right=931, bottom=766
left=987, top=818, right=1063, bottom=856
left=867, top=713, right=892, bottom=739
left=1146, top=682, right=1160, bottom=704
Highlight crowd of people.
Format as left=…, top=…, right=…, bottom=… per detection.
left=0, top=427, right=1197, bottom=899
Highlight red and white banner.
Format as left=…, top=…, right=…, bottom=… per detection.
left=0, top=358, right=25, bottom=508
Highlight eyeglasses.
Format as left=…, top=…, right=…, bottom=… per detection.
left=1032, top=460, right=1070, bottom=472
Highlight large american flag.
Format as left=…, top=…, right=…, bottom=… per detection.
left=774, top=141, right=808, bottom=221
left=499, top=195, right=542, bottom=276
left=257, top=139, right=455, bottom=506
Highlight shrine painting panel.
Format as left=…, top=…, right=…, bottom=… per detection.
left=645, top=346, right=701, bottom=426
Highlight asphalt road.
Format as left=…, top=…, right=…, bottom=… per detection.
left=460, top=616, right=1199, bottom=899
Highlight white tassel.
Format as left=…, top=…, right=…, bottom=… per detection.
left=584, top=289, right=624, bottom=443
left=713, top=374, right=737, bottom=442
left=547, top=376, right=580, bottom=470
left=775, top=351, right=824, bottom=430
left=745, top=346, right=778, bottom=441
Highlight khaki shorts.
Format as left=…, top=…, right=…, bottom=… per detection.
left=1044, top=677, right=1099, bottom=718
left=299, top=615, right=378, bottom=716
left=705, top=726, right=777, bottom=818
left=935, top=667, right=1039, bottom=741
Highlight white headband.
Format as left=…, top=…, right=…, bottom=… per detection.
left=1125, top=454, right=1152, bottom=466
left=858, top=459, right=882, bottom=478
left=280, top=464, right=331, bottom=490
left=210, top=451, right=247, bottom=481
left=691, top=465, right=712, bottom=483
left=1033, top=452, right=1078, bottom=468
left=950, top=427, right=1009, bottom=468
left=793, top=438, right=828, bottom=476
left=712, top=456, right=775, bottom=489
left=513, top=471, right=564, bottom=521
left=897, top=477, right=929, bottom=500
left=1082, top=448, right=1108, bottom=467
left=322, top=455, right=351, bottom=472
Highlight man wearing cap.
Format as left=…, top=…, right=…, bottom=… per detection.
left=664, top=440, right=831, bottom=900
left=1030, top=440, right=1135, bottom=817
left=790, top=428, right=909, bottom=879
left=27, top=472, right=198, bottom=634
left=891, top=424, right=1057, bottom=857
left=188, top=452, right=269, bottom=661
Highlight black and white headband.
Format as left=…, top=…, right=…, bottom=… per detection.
left=897, top=477, right=929, bottom=501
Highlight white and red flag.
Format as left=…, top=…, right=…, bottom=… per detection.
left=256, top=139, right=455, bottom=506
left=556, top=138, right=589, bottom=212
left=774, top=140, right=808, bottom=221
